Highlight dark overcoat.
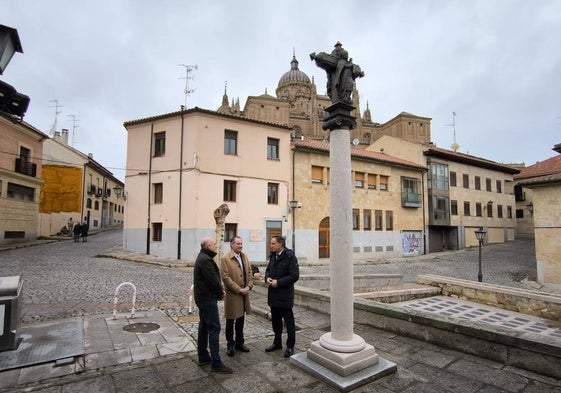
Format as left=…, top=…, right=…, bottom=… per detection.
left=265, top=247, right=299, bottom=309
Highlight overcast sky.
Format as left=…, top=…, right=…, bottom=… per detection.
left=3, top=0, right=561, bottom=182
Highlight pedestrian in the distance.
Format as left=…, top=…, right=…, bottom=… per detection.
left=81, top=220, right=89, bottom=242
left=73, top=223, right=81, bottom=243
left=220, top=236, right=253, bottom=357
left=265, top=235, right=299, bottom=358
left=193, top=237, right=233, bottom=374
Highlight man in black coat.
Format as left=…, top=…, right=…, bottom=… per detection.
left=264, top=235, right=299, bottom=357
left=193, top=237, right=233, bottom=373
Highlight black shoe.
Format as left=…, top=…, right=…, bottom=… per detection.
left=198, top=359, right=211, bottom=366
left=284, top=348, right=294, bottom=358
left=265, top=344, right=282, bottom=352
left=211, top=364, right=233, bottom=374
left=235, top=344, right=250, bottom=352
left=227, top=346, right=235, bottom=356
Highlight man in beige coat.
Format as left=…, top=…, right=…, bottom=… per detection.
left=221, top=236, right=253, bottom=356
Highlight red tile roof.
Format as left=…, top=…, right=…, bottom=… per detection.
left=292, top=139, right=426, bottom=171
left=514, top=154, right=561, bottom=180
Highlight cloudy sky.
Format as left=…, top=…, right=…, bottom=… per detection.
left=3, top=0, right=560, bottom=182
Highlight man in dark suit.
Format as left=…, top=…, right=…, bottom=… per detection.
left=264, top=235, right=299, bottom=357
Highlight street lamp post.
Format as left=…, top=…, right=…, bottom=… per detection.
left=474, top=227, right=487, bottom=282
left=289, top=200, right=298, bottom=252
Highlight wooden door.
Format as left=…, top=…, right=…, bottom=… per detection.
left=318, top=217, right=330, bottom=258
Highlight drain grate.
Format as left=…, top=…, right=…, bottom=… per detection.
left=123, top=322, right=160, bottom=333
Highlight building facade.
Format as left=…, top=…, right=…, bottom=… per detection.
left=0, top=115, right=47, bottom=244
left=123, top=108, right=292, bottom=262
left=40, top=130, right=124, bottom=236
left=291, top=139, right=426, bottom=261
left=369, top=136, right=519, bottom=252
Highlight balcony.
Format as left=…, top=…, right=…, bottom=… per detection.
left=14, top=157, right=36, bottom=177
left=401, top=190, right=422, bottom=208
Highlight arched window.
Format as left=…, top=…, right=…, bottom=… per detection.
left=94, top=201, right=99, bottom=210
left=86, top=198, right=92, bottom=208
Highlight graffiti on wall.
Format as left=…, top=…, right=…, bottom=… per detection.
left=402, top=231, right=422, bottom=256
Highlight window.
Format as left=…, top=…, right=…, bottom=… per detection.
left=352, top=209, right=360, bottom=230
left=354, top=172, right=365, bottom=188
left=487, top=202, right=493, bottom=217
left=507, top=206, right=513, bottom=218
left=154, top=132, right=166, bottom=157
left=497, top=205, right=503, bottom=218
left=224, top=130, right=238, bottom=155
left=451, top=200, right=458, bottom=215
left=476, top=203, right=482, bottom=217
left=450, top=172, right=457, bottom=187
left=87, top=198, right=92, bottom=208
left=516, top=209, right=524, bottom=219
left=267, top=183, right=279, bottom=204
left=7, top=183, right=34, bottom=201
left=367, top=174, right=376, bottom=189
left=385, top=211, right=393, bottom=230
left=267, top=138, right=279, bottom=160
left=363, top=209, right=371, bottom=230
left=312, top=166, right=323, bottom=184
left=475, top=176, right=481, bottom=190
left=432, top=196, right=449, bottom=220
left=463, top=174, right=469, bottom=189
left=428, top=163, right=449, bottom=190
left=153, top=183, right=163, bottom=204
left=94, top=201, right=99, bottom=210
left=496, top=180, right=502, bottom=193
left=379, top=175, right=388, bottom=191
left=224, top=223, right=237, bottom=242
left=486, top=178, right=492, bottom=192
left=4, top=231, right=25, bottom=239
left=152, top=223, right=162, bottom=241
left=224, top=180, right=236, bottom=202
left=375, top=210, right=383, bottom=230
left=401, top=177, right=422, bottom=206
left=464, top=202, right=471, bottom=216
left=514, top=185, right=525, bottom=201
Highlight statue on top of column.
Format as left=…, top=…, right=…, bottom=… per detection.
left=310, top=42, right=364, bottom=105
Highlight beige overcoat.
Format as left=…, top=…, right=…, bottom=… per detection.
left=220, top=250, right=253, bottom=319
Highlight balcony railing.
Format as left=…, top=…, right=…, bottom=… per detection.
left=14, top=158, right=36, bottom=177
left=401, top=190, right=422, bottom=208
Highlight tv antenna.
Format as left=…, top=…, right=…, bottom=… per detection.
left=179, top=64, right=198, bottom=109
left=48, top=99, right=63, bottom=136
left=67, top=114, right=80, bottom=146
left=445, top=111, right=459, bottom=152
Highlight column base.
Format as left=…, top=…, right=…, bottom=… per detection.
left=291, top=350, right=397, bottom=392
left=306, top=339, right=378, bottom=376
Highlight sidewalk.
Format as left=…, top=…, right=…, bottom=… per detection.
left=1, top=237, right=560, bottom=392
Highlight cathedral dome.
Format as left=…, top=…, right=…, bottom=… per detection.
left=278, top=55, right=311, bottom=85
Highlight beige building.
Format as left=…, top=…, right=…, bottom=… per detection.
left=514, top=144, right=561, bottom=290
left=291, top=139, right=426, bottom=260
left=369, top=136, right=519, bottom=252
left=0, top=115, right=47, bottom=244
left=123, top=107, right=292, bottom=262
left=40, top=129, right=124, bottom=236
left=218, top=54, right=431, bottom=147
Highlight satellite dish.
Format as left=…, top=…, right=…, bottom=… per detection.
left=352, top=138, right=360, bottom=146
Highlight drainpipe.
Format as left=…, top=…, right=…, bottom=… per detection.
left=147, top=124, right=154, bottom=255
left=291, top=147, right=296, bottom=253
left=422, top=170, right=427, bottom=255
left=177, top=111, right=185, bottom=260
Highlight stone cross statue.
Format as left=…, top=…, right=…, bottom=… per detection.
left=310, top=42, right=364, bottom=105
left=213, top=203, right=230, bottom=262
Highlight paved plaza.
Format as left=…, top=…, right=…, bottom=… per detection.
left=0, top=229, right=559, bottom=392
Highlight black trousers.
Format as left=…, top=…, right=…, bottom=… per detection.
left=225, top=316, right=245, bottom=347
left=270, top=307, right=295, bottom=349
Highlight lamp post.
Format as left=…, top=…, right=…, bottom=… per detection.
left=474, top=227, right=487, bottom=282
left=289, top=200, right=298, bottom=252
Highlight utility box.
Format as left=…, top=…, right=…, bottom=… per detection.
left=0, top=276, right=23, bottom=351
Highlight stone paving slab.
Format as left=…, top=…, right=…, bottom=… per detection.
left=394, top=295, right=561, bottom=341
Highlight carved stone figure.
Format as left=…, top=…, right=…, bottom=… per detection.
left=214, top=203, right=230, bottom=262
left=310, top=42, right=364, bottom=105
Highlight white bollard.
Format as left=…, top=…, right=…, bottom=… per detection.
left=112, top=282, right=137, bottom=320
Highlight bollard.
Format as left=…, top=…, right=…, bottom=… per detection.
left=112, top=282, right=136, bottom=320
left=188, top=284, right=194, bottom=314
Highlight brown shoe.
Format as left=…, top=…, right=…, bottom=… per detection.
left=211, top=364, right=233, bottom=374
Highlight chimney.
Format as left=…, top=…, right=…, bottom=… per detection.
left=88, top=153, right=93, bottom=159
left=61, top=128, right=69, bottom=145
left=553, top=143, right=561, bottom=154
left=54, top=131, right=61, bottom=142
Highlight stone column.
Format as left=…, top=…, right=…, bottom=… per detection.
left=213, top=203, right=230, bottom=262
